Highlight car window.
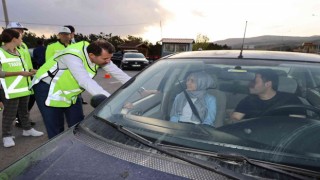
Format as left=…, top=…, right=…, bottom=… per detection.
left=124, top=53, right=145, bottom=58
left=112, top=53, right=122, bottom=57
left=84, top=57, right=320, bottom=172
left=122, top=65, right=167, bottom=104
left=308, top=68, right=320, bottom=87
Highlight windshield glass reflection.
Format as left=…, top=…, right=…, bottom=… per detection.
left=89, top=59, right=320, bottom=171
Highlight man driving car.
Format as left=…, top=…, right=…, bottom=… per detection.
left=231, top=69, right=304, bottom=121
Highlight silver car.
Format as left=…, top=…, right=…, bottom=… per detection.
left=1, top=50, right=320, bottom=179
left=120, top=52, right=149, bottom=70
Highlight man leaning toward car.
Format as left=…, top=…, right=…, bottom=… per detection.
left=231, top=69, right=304, bottom=121
left=64, top=25, right=88, bottom=105
left=30, top=40, right=131, bottom=139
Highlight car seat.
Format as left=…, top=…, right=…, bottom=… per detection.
left=277, top=76, right=310, bottom=105
left=205, top=71, right=227, bottom=128
left=277, top=76, right=298, bottom=94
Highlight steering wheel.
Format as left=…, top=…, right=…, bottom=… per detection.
left=260, top=104, right=320, bottom=117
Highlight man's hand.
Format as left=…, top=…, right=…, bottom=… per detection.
left=29, top=69, right=37, bottom=74
left=0, top=102, right=4, bottom=111
left=138, top=87, right=159, bottom=96
left=123, top=102, right=134, bottom=109
left=19, top=71, right=35, bottom=77
left=230, top=112, right=245, bottom=121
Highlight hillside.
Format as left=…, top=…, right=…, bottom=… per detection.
left=214, top=35, right=320, bottom=50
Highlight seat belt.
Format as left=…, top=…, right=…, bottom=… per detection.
left=178, top=80, right=202, bottom=122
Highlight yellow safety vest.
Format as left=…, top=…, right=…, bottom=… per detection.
left=0, top=48, right=32, bottom=99
left=31, top=41, right=98, bottom=107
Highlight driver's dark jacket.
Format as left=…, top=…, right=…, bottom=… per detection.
left=235, top=92, right=304, bottom=119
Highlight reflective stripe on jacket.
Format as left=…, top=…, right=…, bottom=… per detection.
left=0, top=48, right=32, bottom=99
left=31, top=41, right=98, bottom=107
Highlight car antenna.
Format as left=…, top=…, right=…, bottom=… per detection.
left=238, top=21, right=248, bottom=59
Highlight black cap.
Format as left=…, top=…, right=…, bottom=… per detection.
left=64, top=25, right=75, bottom=33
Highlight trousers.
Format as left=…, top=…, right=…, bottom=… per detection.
left=1, top=90, right=31, bottom=137
left=33, top=81, right=84, bottom=139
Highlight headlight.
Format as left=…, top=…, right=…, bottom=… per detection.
left=122, top=61, right=129, bottom=64
left=143, top=61, right=149, bottom=64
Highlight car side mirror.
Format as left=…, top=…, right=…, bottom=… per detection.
left=90, top=94, right=107, bottom=108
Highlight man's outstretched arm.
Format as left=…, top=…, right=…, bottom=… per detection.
left=230, top=112, right=245, bottom=121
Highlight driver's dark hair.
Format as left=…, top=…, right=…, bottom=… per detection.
left=87, top=40, right=115, bottom=56
left=256, top=69, right=278, bottom=90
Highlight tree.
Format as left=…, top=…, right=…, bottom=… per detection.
left=125, top=35, right=143, bottom=44
left=20, top=30, right=163, bottom=52
left=108, top=35, right=125, bottom=51
left=46, top=34, right=58, bottom=45
left=97, top=32, right=111, bottom=40
left=193, top=34, right=209, bottom=51
left=148, top=42, right=162, bottom=58
left=206, top=43, right=231, bottom=50
left=74, top=33, right=90, bottom=42
left=22, top=32, right=38, bottom=47
left=88, top=33, right=99, bottom=42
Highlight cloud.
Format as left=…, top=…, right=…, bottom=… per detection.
left=1, top=0, right=169, bottom=40
left=1, top=0, right=320, bottom=43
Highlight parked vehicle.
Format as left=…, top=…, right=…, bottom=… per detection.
left=110, top=51, right=123, bottom=67
left=120, top=52, right=149, bottom=70
left=147, top=55, right=161, bottom=64
left=123, top=49, right=138, bottom=53
left=1, top=50, right=320, bottom=179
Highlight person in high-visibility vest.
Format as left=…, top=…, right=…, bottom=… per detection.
left=64, top=25, right=88, bottom=105
left=30, top=40, right=131, bottom=139
left=64, top=25, right=76, bottom=44
left=0, top=29, right=44, bottom=148
left=45, top=26, right=71, bottom=62
left=6, top=21, right=37, bottom=127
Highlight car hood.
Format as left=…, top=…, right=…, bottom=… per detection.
left=0, top=126, right=227, bottom=180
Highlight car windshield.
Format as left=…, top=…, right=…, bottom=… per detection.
left=112, top=53, right=122, bottom=57
left=82, top=54, right=320, bottom=172
left=124, top=53, right=145, bottom=58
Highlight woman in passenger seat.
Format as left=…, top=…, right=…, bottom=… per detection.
left=170, top=71, right=216, bottom=126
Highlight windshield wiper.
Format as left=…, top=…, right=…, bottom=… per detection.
left=157, top=144, right=320, bottom=179
left=93, top=115, right=152, bottom=145
left=93, top=115, right=320, bottom=179
left=216, top=153, right=319, bottom=179
left=93, top=115, right=248, bottom=179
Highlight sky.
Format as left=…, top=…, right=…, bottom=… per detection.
left=1, top=0, right=320, bottom=44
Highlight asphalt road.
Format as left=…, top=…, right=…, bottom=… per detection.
left=0, top=69, right=139, bottom=171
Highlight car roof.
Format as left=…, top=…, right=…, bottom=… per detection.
left=124, top=52, right=143, bottom=54
left=165, top=50, right=320, bottom=62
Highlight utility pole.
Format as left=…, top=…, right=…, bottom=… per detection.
left=160, top=20, right=162, bottom=40
left=2, top=0, right=9, bottom=26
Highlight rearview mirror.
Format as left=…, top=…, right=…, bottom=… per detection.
left=219, top=69, right=255, bottom=81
